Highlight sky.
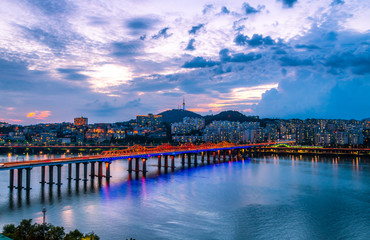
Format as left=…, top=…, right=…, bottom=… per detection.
left=0, top=0, right=369, bottom=124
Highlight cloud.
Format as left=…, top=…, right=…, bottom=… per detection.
left=220, top=6, right=230, bottom=14
left=27, top=111, right=51, bottom=120
left=57, top=68, right=89, bottom=81
left=126, top=17, right=159, bottom=35
left=331, top=0, right=345, bottom=6
left=185, top=39, right=196, bottom=51
left=278, top=0, right=298, bottom=8
left=219, top=49, right=262, bottom=63
left=152, top=27, right=172, bottom=39
left=20, top=26, right=67, bottom=51
left=242, top=3, right=264, bottom=15
left=182, top=57, right=220, bottom=68
left=325, top=51, right=370, bottom=75
left=295, top=44, right=320, bottom=50
left=111, top=41, right=143, bottom=58
left=234, top=34, right=276, bottom=47
left=279, top=56, right=314, bottom=66
left=26, top=0, right=71, bottom=16
left=202, top=4, right=214, bottom=14
left=189, top=24, right=205, bottom=35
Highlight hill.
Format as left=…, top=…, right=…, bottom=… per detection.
left=204, top=110, right=259, bottom=125
left=158, top=109, right=202, bottom=123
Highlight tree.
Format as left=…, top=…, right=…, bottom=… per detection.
left=2, top=223, right=16, bottom=239
left=82, top=232, right=100, bottom=240
left=46, top=226, right=65, bottom=240
left=64, top=229, right=84, bottom=240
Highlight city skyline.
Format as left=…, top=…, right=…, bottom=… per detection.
left=0, top=0, right=369, bottom=125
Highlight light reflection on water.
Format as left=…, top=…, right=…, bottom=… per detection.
left=0, top=154, right=369, bottom=240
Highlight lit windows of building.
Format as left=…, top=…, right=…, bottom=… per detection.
left=74, top=116, right=88, bottom=126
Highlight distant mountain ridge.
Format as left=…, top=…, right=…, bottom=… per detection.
left=158, top=109, right=202, bottom=123
left=158, top=109, right=259, bottom=124
left=204, top=110, right=259, bottom=125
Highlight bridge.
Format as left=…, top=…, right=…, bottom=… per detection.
left=0, top=142, right=275, bottom=191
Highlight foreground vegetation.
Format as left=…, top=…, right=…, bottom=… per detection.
left=2, top=219, right=99, bottom=240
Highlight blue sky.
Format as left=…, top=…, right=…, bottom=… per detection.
left=0, top=0, right=369, bottom=124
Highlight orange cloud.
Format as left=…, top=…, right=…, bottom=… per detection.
left=27, top=112, right=35, bottom=118
left=26, top=111, right=51, bottom=120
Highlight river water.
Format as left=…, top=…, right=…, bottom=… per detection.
left=0, top=154, right=369, bottom=240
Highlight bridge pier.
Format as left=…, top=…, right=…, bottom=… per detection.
left=157, top=156, right=162, bottom=169
left=56, top=165, right=62, bottom=186
left=142, top=159, right=147, bottom=176
left=181, top=154, right=185, bottom=167
left=48, top=165, right=54, bottom=185
left=16, top=168, right=23, bottom=190
left=207, top=152, right=210, bottom=164
left=135, top=158, right=140, bottom=173
left=164, top=155, right=169, bottom=169
left=40, top=166, right=46, bottom=184
left=90, top=162, right=95, bottom=178
left=98, top=162, right=103, bottom=178
left=171, top=156, right=175, bottom=170
left=213, top=152, right=216, bottom=164
left=83, top=162, right=88, bottom=182
left=25, top=168, right=32, bottom=190
left=67, top=164, right=72, bottom=180
left=105, top=162, right=111, bottom=179
left=128, top=158, right=133, bottom=173
left=75, top=163, right=81, bottom=181
left=187, top=153, right=191, bottom=167
left=194, top=154, right=198, bottom=167
left=9, top=169, right=14, bottom=189
left=201, top=152, right=205, bottom=164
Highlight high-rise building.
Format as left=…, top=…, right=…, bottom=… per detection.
left=74, top=116, right=88, bottom=126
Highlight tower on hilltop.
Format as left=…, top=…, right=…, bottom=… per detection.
left=183, top=96, right=185, bottom=111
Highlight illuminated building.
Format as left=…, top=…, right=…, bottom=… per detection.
left=136, top=114, right=163, bottom=127
left=74, top=116, right=88, bottom=126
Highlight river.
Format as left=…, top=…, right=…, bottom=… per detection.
left=0, top=154, right=369, bottom=239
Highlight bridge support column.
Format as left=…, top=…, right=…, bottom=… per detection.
left=25, top=168, right=32, bottom=190
left=67, top=164, right=72, bottom=180
left=98, top=162, right=103, bottom=178
left=75, top=163, right=80, bottom=180
left=194, top=154, right=198, bottom=167
left=83, top=162, right=88, bottom=182
left=142, top=159, right=147, bottom=176
left=181, top=154, right=185, bottom=167
left=207, top=152, right=210, bottom=164
left=187, top=153, right=191, bottom=167
left=106, top=162, right=111, bottom=179
left=9, top=169, right=14, bottom=189
left=213, top=152, right=216, bottom=164
left=56, top=165, right=62, bottom=186
left=128, top=158, right=133, bottom=173
left=171, top=156, right=175, bottom=170
left=217, top=151, right=221, bottom=163
left=16, top=168, right=23, bottom=190
left=90, top=162, right=95, bottom=178
left=40, top=166, right=46, bottom=183
left=135, top=158, right=140, bottom=173
left=201, top=152, right=205, bottom=164
left=164, top=155, right=168, bottom=168
left=157, top=156, right=162, bottom=169
left=48, top=165, right=54, bottom=185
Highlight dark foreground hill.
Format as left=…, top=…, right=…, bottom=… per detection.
left=159, top=109, right=202, bottom=123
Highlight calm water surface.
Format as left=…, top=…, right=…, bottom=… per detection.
left=0, top=154, right=369, bottom=240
